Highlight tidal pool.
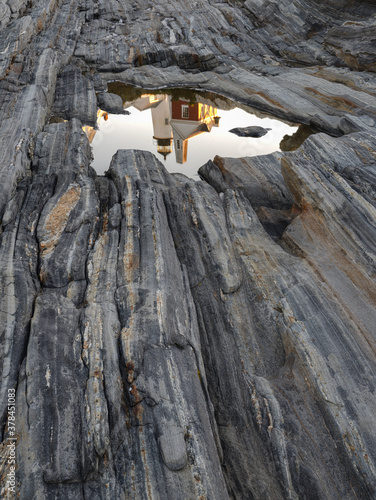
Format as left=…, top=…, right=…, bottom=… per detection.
left=88, top=86, right=299, bottom=179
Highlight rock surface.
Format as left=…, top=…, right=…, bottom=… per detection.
left=0, top=0, right=376, bottom=499
left=97, top=92, right=129, bottom=114
left=229, top=125, right=271, bottom=137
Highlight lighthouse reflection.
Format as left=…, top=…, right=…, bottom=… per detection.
left=122, top=94, right=220, bottom=164
left=87, top=86, right=298, bottom=178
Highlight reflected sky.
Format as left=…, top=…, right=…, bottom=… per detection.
left=89, top=91, right=298, bottom=179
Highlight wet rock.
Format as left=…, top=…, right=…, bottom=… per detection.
left=229, top=125, right=271, bottom=137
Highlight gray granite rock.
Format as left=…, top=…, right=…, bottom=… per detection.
left=0, top=1, right=11, bottom=26
left=52, top=67, right=97, bottom=125
left=1, top=0, right=376, bottom=498
left=325, top=17, right=376, bottom=72
left=97, top=92, right=128, bottom=114
left=7, top=0, right=27, bottom=15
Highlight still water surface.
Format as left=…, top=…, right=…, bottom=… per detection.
left=89, top=88, right=298, bottom=179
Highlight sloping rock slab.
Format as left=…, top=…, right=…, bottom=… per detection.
left=229, top=125, right=271, bottom=137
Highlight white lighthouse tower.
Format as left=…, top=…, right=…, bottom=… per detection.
left=151, top=95, right=173, bottom=160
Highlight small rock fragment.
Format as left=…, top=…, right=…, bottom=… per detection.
left=229, top=126, right=271, bottom=137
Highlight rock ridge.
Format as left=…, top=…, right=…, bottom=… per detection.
left=0, top=0, right=376, bottom=499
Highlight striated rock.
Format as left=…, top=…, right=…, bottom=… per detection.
left=0, top=1, right=11, bottom=27
left=52, top=67, right=97, bottom=125
left=1, top=0, right=376, bottom=498
left=199, top=154, right=293, bottom=211
left=96, top=92, right=129, bottom=114
left=7, top=0, right=27, bottom=16
left=325, top=17, right=376, bottom=72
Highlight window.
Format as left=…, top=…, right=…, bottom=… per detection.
left=165, top=118, right=169, bottom=125
left=181, top=105, right=189, bottom=119
left=176, top=140, right=182, bottom=150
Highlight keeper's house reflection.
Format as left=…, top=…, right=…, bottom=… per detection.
left=170, top=100, right=220, bottom=163
left=125, top=94, right=221, bottom=164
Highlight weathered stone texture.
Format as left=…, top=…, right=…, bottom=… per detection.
left=325, top=17, right=376, bottom=72
left=52, top=67, right=97, bottom=125
left=97, top=92, right=126, bottom=114
left=1, top=0, right=376, bottom=498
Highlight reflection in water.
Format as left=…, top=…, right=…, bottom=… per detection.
left=122, top=94, right=220, bottom=164
left=86, top=88, right=299, bottom=178
left=83, top=110, right=108, bottom=143
left=279, top=124, right=316, bottom=151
